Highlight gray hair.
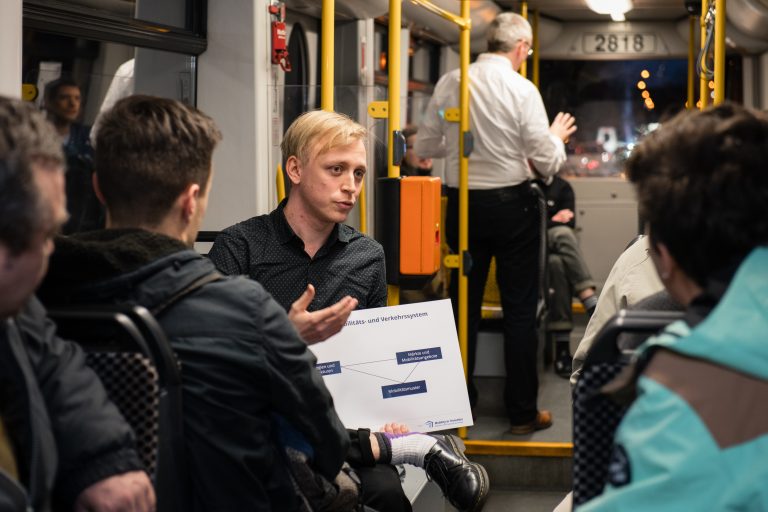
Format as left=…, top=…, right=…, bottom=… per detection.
left=0, top=96, right=60, bottom=254
left=487, top=12, right=532, bottom=53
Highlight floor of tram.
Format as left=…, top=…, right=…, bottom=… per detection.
left=457, top=315, right=587, bottom=512
left=467, top=315, right=586, bottom=442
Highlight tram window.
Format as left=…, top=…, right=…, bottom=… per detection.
left=52, top=0, right=197, bottom=31
left=540, top=59, right=689, bottom=178
left=23, top=29, right=197, bottom=233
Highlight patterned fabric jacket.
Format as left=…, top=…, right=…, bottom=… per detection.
left=39, top=229, right=349, bottom=512
left=581, top=247, right=768, bottom=511
left=0, top=298, right=142, bottom=511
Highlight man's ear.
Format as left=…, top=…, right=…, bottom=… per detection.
left=180, top=183, right=201, bottom=222
left=285, top=155, right=302, bottom=186
left=652, top=241, right=676, bottom=281
left=92, top=172, right=106, bottom=205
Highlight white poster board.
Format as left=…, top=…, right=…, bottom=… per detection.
left=309, top=299, right=472, bottom=433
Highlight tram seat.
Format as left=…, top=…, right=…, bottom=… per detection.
left=48, top=305, right=187, bottom=512
left=571, top=310, right=684, bottom=508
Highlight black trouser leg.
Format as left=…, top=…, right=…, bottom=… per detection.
left=345, top=429, right=411, bottom=512
left=357, top=465, right=412, bottom=512
left=547, top=253, right=574, bottom=332
left=447, top=185, right=541, bottom=424
left=493, top=194, right=541, bottom=425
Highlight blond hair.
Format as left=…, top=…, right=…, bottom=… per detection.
left=281, top=110, right=367, bottom=165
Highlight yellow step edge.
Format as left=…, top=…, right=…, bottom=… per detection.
left=481, top=301, right=585, bottom=319
left=463, top=439, right=573, bottom=458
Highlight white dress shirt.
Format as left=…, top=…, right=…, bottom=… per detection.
left=415, top=53, right=566, bottom=189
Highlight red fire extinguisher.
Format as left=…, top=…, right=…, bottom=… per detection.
left=269, top=2, right=291, bottom=72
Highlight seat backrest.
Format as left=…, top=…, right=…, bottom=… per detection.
left=572, top=310, right=684, bottom=507
left=49, top=305, right=186, bottom=512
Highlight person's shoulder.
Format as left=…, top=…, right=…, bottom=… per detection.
left=341, top=225, right=383, bottom=251
left=616, top=236, right=653, bottom=270
left=218, top=213, right=273, bottom=241
left=553, top=175, right=573, bottom=190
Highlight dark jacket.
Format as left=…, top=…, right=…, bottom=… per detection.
left=539, top=175, right=575, bottom=229
left=39, top=229, right=349, bottom=512
left=0, top=297, right=143, bottom=511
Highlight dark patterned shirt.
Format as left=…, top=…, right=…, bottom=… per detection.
left=208, top=200, right=387, bottom=311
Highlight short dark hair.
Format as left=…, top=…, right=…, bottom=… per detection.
left=45, top=77, right=81, bottom=102
left=627, top=102, right=768, bottom=286
left=0, top=96, right=62, bottom=254
left=402, top=125, right=418, bottom=140
left=95, top=95, right=222, bottom=226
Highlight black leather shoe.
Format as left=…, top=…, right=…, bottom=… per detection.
left=554, top=353, right=572, bottom=379
left=423, top=434, right=489, bottom=512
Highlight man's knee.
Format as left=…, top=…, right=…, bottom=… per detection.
left=548, top=225, right=578, bottom=252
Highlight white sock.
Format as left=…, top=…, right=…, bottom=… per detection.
left=385, top=432, right=439, bottom=468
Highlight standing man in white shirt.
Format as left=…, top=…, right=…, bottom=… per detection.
left=415, top=12, right=577, bottom=434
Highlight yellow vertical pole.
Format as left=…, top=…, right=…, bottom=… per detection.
left=276, top=163, right=286, bottom=202
left=456, top=0, right=471, bottom=441
left=687, top=16, right=696, bottom=109
left=358, top=183, right=367, bottom=233
left=520, top=1, right=528, bottom=79
left=700, top=0, right=709, bottom=110
left=386, top=0, right=402, bottom=306
left=321, top=0, right=334, bottom=111
left=532, top=10, right=540, bottom=89
left=713, top=0, right=726, bottom=104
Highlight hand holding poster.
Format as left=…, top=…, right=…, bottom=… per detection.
left=309, top=299, right=473, bottom=433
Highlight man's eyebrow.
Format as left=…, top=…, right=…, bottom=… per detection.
left=325, top=157, right=367, bottom=171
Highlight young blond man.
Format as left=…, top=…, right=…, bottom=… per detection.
left=210, top=110, right=489, bottom=512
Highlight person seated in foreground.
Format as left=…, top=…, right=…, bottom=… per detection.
left=538, top=174, right=597, bottom=378
left=580, top=103, right=768, bottom=510
left=569, top=235, right=664, bottom=387
left=0, top=96, right=154, bottom=512
left=209, top=109, right=488, bottom=512
left=40, top=98, right=487, bottom=512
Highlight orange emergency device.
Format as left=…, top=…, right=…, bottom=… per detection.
left=376, top=176, right=442, bottom=287
left=399, top=177, right=441, bottom=275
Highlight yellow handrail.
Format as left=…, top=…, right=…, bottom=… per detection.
left=409, top=0, right=470, bottom=28
left=386, top=0, right=402, bottom=306
left=700, top=0, right=709, bottom=110
left=409, top=0, right=471, bottom=440
left=276, top=163, right=286, bottom=203
left=456, top=0, right=471, bottom=440
left=687, top=15, right=696, bottom=109
left=713, top=0, right=726, bottom=104
left=520, top=1, right=528, bottom=79
left=321, top=0, right=334, bottom=111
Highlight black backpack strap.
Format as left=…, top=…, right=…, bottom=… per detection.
left=151, top=271, right=224, bottom=317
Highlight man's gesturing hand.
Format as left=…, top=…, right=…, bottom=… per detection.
left=289, top=284, right=358, bottom=344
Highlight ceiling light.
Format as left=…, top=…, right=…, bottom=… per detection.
left=586, top=0, right=633, bottom=21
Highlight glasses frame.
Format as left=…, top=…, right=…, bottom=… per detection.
left=517, top=38, right=534, bottom=58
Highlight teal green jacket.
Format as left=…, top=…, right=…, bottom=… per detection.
left=580, top=247, right=768, bottom=511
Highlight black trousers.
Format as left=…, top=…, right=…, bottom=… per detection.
left=346, top=428, right=412, bottom=512
left=446, top=184, right=541, bottom=425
